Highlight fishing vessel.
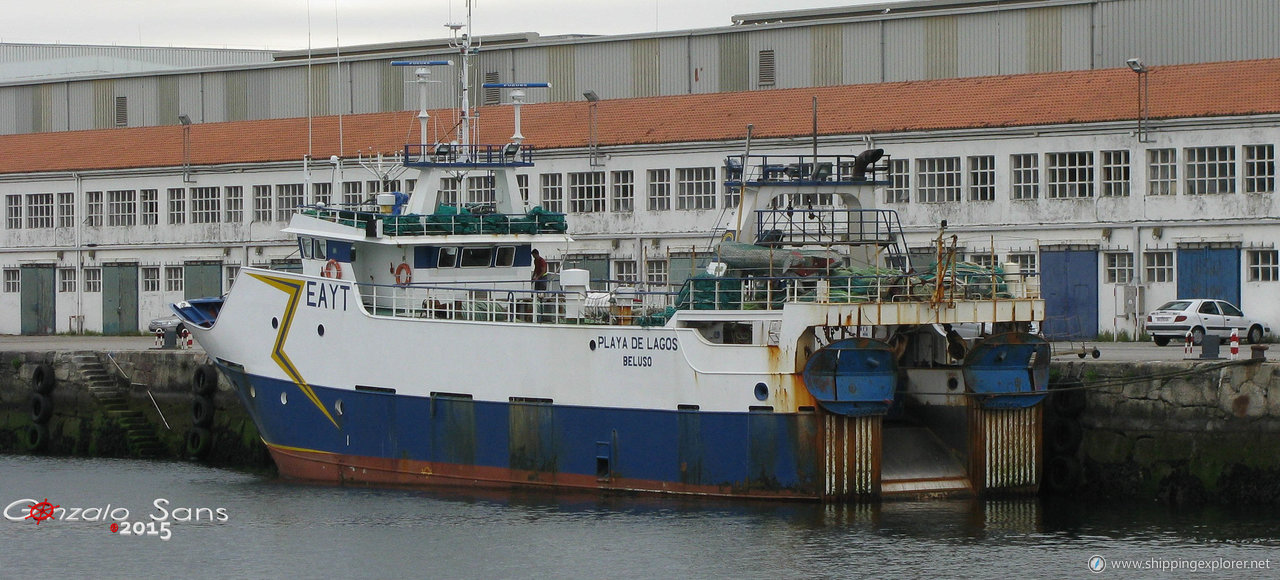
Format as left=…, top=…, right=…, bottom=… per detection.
left=174, top=6, right=1047, bottom=501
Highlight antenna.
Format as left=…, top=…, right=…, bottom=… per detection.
left=392, top=60, right=452, bottom=151
left=481, top=83, right=551, bottom=143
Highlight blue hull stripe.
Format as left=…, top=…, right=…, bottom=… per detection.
left=221, top=365, right=823, bottom=495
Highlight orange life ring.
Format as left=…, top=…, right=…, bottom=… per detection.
left=322, top=259, right=342, bottom=279
left=395, top=262, right=412, bottom=285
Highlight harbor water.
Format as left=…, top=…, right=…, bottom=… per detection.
left=1, top=455, right=1276, bottom=578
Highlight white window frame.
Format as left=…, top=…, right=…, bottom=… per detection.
left=1244, top=144, right=1275, bottom=194
left=1248, top=249, right=1278, bottom=282
left=167, top=188, right=185, bottom=225
left=1184, top=146, right=1235, bottom=195
left=968, top=155, right=995, bottom=201
left=1101, top=150, right=1130, bottom=197
left=140, top=189, right=159, bottom=225
left=1011, top=153, right=1040, bottom=200
left=647, top=169, right=671, bottom=211
left=1105, top=252, right=1134, bottom=284
left=1147, top=148, right=1177, bottom=196
left=916, top=157, right=961, bottom=203
left=1046, top=151, right=1094, bottom=199
left=676, top=167, right=717, bottom=211
left=165, top=266, right=184, bottom=292
left=611, top=170, right=634, bottom=213
left=26, top=193, right=54, bottom=229
left=142, top=267, right=161, bottom=292
left=568, top=171, right=606, bottom=213
left=1144, top=251, right=1174, bottom=283
left=539, top=173, right=563, bottom=213
left=886, top=158, right=910, bottom=203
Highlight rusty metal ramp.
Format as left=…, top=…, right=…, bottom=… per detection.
left=879, top=425, right=971, bottom=496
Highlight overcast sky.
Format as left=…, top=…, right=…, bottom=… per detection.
left=3, top=1, right=882, bottom=50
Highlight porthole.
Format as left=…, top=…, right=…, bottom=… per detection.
left=754, top=382, right=769, bottom=401
left=317, top=324, right=325, bottom=337
left=271, top=317, right=279, bottom=329
left=589, top=340, right=597, bottom=351
left=280, top=391, right=288, bottom=405
left=334, top=399, right=344, bottom=416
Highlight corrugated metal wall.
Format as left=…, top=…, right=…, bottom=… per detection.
left=811, top=24, right=843, bottom=87
left=718, top=33, right=748, bottom=93
left=5, top=0, right=1280, bottom=135
left=632, top=39, right=660, bottom=98
left=547, top=45, right=575, bottom=103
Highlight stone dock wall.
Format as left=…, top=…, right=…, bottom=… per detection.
left=1051, top=359, right=1280, bottom=505
left=3, top=350, right=1279, bottom=504
left=0, top=350, right=271, bottom=471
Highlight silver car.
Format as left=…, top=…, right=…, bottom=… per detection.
left=1145, top=299, right=1269, bottom=346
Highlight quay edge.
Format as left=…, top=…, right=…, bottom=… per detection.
left=4, top=350, right=1280, bottom=505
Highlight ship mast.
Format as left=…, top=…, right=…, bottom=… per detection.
left=447, top=0, right=478, bottom=157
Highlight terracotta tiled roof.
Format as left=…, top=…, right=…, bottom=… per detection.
left=3, top=58, right=1279, bottom=176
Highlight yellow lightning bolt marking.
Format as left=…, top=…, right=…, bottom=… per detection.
left=249, top=272, right=339, bottom=429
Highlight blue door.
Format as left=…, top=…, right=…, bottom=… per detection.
left=1040, top=250, right=1098, bottom=340
left=1177, top=247, right=1240, bottom=305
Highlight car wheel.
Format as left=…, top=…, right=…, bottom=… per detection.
left=1191, top=327, right=1205, bottom=346
left=1248, top=325, right=1264, bottom=345
left=1154, top=336, right=1170, bottom=347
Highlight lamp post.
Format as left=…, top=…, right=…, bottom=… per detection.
left=584, top=90, right=602, bottom=167
left=1126, top=58, right=1152, bottom=143
left=178, top=114, right=194, bottom=182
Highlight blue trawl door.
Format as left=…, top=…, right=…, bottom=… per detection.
left=1040, top=249, right=1098, bottom=340
left=1177, top=247, right=1240, bottom=305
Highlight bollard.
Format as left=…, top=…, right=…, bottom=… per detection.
left=1230, top=328, right=1240, bottom=360
left=179, top=328, right=190, bottom=350
left=1252, top=344, right=1269, bottom=361
left=1184, top=330, right=1193, bottom=355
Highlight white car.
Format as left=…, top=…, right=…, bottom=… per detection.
left=1145, top=299, right=1270, bottom=346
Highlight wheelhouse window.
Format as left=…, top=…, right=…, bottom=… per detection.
left=495, top=246, right=516, bottom=268
left=438, top=247, right=459, bottom=268
left=1185, top=146, right=1235, bottom=194
left=460, top=247, right=494, bottom=267
left=1046, top=152, right=1093, bottom=198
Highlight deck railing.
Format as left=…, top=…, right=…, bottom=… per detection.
left=352, top=268, right=1041, bottom=325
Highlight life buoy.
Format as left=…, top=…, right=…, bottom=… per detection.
left=185, top=427, right=212, bottom=459
left=192, top=394, right=215, bottom=428
left=322, top=259, right=342, bottom=279
left=395, top=262, right=412, bottom=285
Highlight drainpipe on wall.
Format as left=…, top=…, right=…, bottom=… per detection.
left=73, top=172, right=83, bottom=334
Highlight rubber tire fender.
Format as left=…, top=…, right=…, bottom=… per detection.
left=1048, top=382, right=1086, bottom=418
left=1045, top=455, right=1083, bottom=494
left=185, top=427, right=213, bottom=459
left=192, top=394, right=215, bottom=427
left=25, top=423, right=49, bottom=452
left=30, top=392, right=53, bottom=424
left=32, top=363, right=56, bottom=394
left=1046, top=419, right=1083, bottom=456
left=192, top=364, right=218, bottom=396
